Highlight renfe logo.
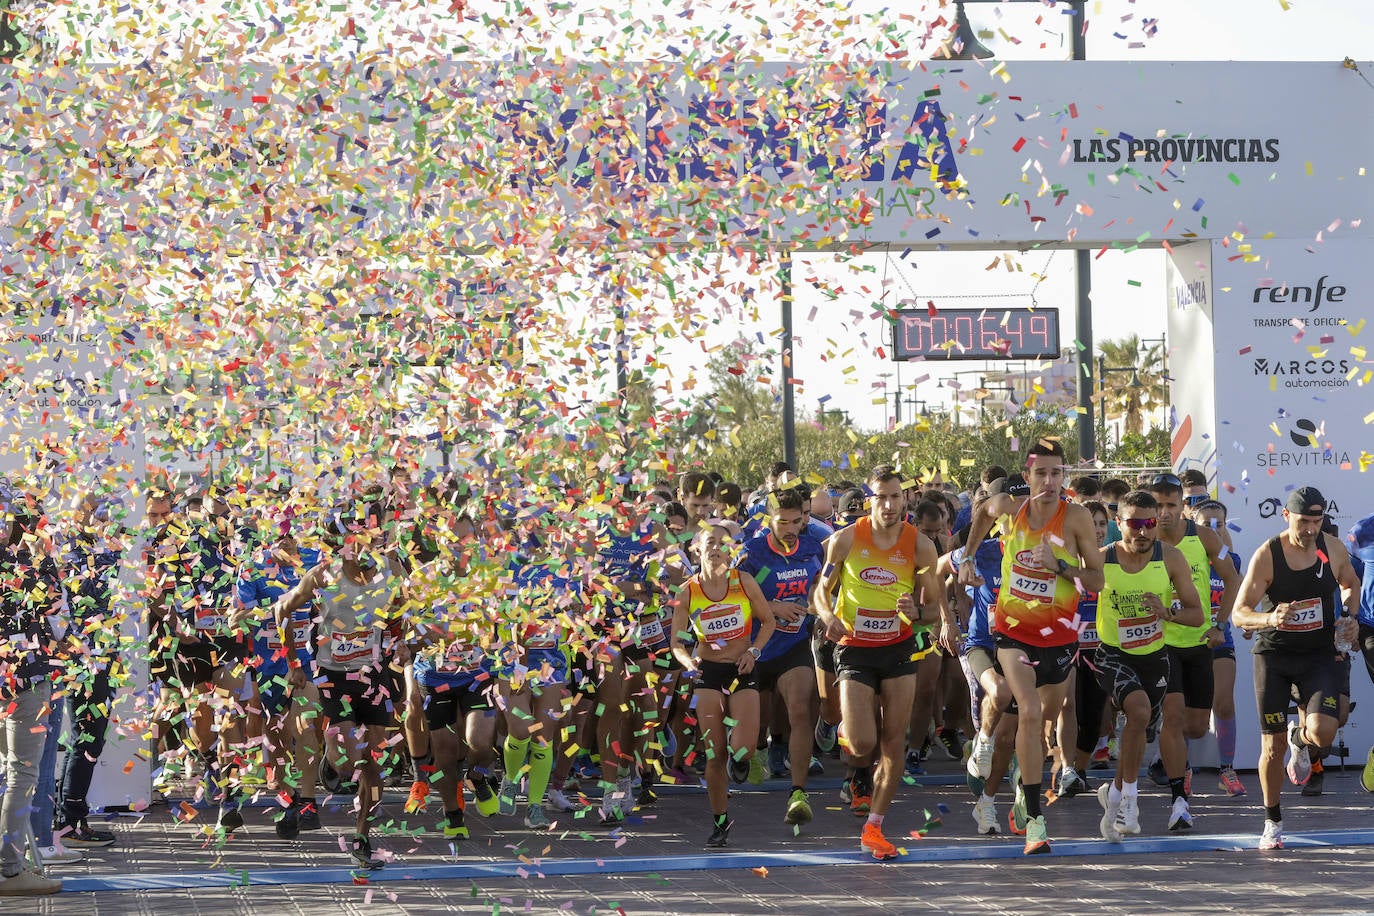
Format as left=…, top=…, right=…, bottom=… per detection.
left=1252, top=276, right=1346, bottom=312
left=860, top=567, right=898, bottom=588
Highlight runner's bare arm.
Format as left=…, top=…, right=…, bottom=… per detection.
left=739, top=573, right=775, bottom=655
left=1231, top=544, right=1277, bottom=630
left=669, top=586, right=697, bottom=672
left=1162, top=544, right=1206, bottom=627
left=1199, top=526, right=1241, bottom=625
left=811, top=525, right=854, bottom=626
left=275, top=562, right=327, bottom=617
left=958, top=494, right=1010, bottom=586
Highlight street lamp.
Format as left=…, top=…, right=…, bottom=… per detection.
left=935, top=1, right=995, bottom=61
left=1097, top=356, right=1143, bottom=453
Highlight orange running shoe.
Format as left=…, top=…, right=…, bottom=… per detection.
left=405, top=780, right=430, bottom=814
left=860, top=823, right=898, bottom=861
left=850, top=793, right=872, bottom=816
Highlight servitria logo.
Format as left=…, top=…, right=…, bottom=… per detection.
left=1254, top=417, right=1352, bottom=469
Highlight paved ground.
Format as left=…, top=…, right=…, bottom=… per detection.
left=25, top=760, right=1374, bottom=915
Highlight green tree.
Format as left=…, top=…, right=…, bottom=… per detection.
left=1098, top=334, right=1167, bottom=436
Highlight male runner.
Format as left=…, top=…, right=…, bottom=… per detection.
left=1093, top=491, right=1204, bottom=839
left=959, top=440, right=1104, bottom=854
left=1348, top=512, right=1374, bottom=791
left=815, top=466, right=955, bottom=860
left=1232, top=487, right=1360, bottom=849
left=738, top=488, right=824, bottom=827
left=1146, top=474, right=1239, bottom=825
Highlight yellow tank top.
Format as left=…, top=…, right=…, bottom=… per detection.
left=687, top=569, right=753, bottom=645
left=1098, top=542, right=1173, bottom=656
left=834, top=518, right=919, bottom=647
left=995, top=499, right=1082, bottom=647
left=1164, top=521, right=1212, bottom=648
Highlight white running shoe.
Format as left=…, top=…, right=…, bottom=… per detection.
left=1116, top=792, right=1141, bottom=835
left=967, top=730, right=993, bottom=780
left=1097, top=783, right=1121, bottom=842
left=972, top=795, right=998, bottom=835
left=37, top=845, right=83, bottom=865
left=615, top=776, right=634, bottom=816
left=1259, top=819, right=1284, bottom=850
left=1286, top=721, right=1312, bottom=786
left=545, top=788, right=578, bottom=812
left=1167, top=797, right=1193, bottom=831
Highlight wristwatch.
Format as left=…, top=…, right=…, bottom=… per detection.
left=748, top=646, right=762, bottom=660
left=1056, top=558, right=1070, bottom=577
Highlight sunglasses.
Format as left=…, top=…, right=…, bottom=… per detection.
left=1123, top=517, right=1158, bottom=530
left=1151, top=474, right=1182, bottom=488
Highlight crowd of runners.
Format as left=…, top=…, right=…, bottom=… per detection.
left=2, top=443, right=1373, bottom=896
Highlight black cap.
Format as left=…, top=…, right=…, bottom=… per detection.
left=1285, top=486, right=1326, bottom=517
left=1005, top=474, right=1031, bottom=498
left=835, top=488, right=867, bottom=517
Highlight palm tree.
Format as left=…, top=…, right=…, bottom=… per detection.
left=1098, top=335, right=1167, bottom=436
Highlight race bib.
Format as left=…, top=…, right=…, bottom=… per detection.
left=330, top=628, right=380, bottom=664
left=854, top=606, right=901, bottom=640
left=525, top=629, right=560, bottom=650
left=1278, top=597, right=1323, bottom=632
left=1008, top=553, right=1055, bottom=604
left=441, top=641, right=482, bottom=673
left=1117, top=615, right=1163, bottom=652
left=1079, top=622, right=1100, bottom=651
left=194, top=606, right=230, bottom=633
left=266, top=620, right=312, bottom=652
left=774, top=605, right=806, bottom=634
left=698, top=603, right=746, bottom=642
left=634, top=616, right=665, bottom=645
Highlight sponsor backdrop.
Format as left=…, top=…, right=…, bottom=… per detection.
left=1175, top=235, right=1374, bottom=769
left=0, top=300, right=151, bottom=810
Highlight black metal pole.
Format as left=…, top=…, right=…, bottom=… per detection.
left=1069, top=0, right=1094, bottom=462
left=780, top=252, right=797, bottom=470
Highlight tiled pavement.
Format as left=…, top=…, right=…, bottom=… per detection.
left=25, top=764, right=1374, bottom=915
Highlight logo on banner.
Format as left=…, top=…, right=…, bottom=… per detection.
left=1258, top=494, right=1341, bottom=519
left=1251, top=356, right=1351, bottom=389
left=1173, top=280, right=1207, bottom=308
left=1251, top=276, right=1346, bottom=312
left=1255, top=417, right=1352, bottom=469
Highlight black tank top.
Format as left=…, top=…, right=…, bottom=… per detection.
left=1256, top=533, right=1339, bottom=655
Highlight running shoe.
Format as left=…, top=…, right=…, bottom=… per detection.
left=784, top=789, right=813, bottom=826
left=1183, top=766, right=1193, bottom=798
left=972, top=795, right=998, bottom=836
left=598, top=797, right=624, bottom=827
left=1058, top=767, right=1088, bottom=798
left=275, top=800, right=300, bottom=840
left=1167, top=797, right=1193, bottom=831
left=747, top=753, right=768, bottom=786
left=1259, top=819, right=1284, bottom=851
left=1301, top=763, right=1325, bottom=797
left=62, top=821, right=116, bottom=848
left=405, top=779, right=430, bottom=814
left=937, top=727, right=964, bottom=761
left=297, top=800, right=322, bottom=831
left=524, top=806, right=552, bottom=830
left=37, top=845, right=82, bottom=865
left=350, top=834, right=384, bottom=869
left=904, top=750, right=925, bottom=777
left=1362, top=747, right=1374, bottom=794
left=615, top=775, right=635, bottom=815
left=0, top=867, right=62, bottom=896
left=1218, top=766, right=1247, bottom=797
left=472, top=778, right=500, bottom=817
left=926, top=729, right=956, bottom=761
left=1090, top=745, right=1111, bottom=770
left=966, top=730, right=993, bottom=780
left=636, top=781, right=658, bottom=807
left=705, top=817, right=731, bottom=848
left=1009, top=782, right=1027, bottom=835
left=442, top=808, right=469, bottom=839
left=728, top=756, right=750, bottom=785
left=497, top=778, right=518, bottom=816
left=839, top=777, right=853, bottom=804
left=767, top=742, right=788, bottom=779
left=546, top=787, right=579, bottom=812
left=1147, top=758, right=1169, bottom=787
left=861, top=822, right=898, bottom=860
left=1097, top=783, right=1121, bottom=842
left=808, top=756, right=824, bottom=777
left=1022, top=815, right=1050, bottom=855
left=1117, top=793, right=1141, bottom=835
left=850, top=791, right=872, bottom=816
left=814, top=718, right=838, bottom=754
left=217, top=801, right=244, bottom=833
left=1286, top=721, right=1312, bottom=786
